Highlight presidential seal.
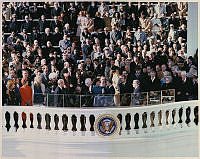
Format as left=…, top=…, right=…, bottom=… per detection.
left=95, top=114, right=120, bottom=137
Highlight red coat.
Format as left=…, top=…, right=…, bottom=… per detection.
left=19, top=86, right=33, bottom=119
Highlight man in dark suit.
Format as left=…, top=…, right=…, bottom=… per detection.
left=119, top=75, right=133, bottom=106
left=132, top=80, right=141, bottom=106
left=20, top=16, right=34, bottom=33
left=52, top=27, right=63, bottom=46
left=98, top=27, right=110, bottom=46
left=50, top=16, right=63, bottom=32
left=41, top=65, right=49, bottom=87
left=147, top=71, right=161, bottom=91
left=105, top=80, right=115, bottom=94
left=54, top=79, right=65, bottom=107
left=38, top=15, right=49, bottom=33
left=41, top=28, right=53, bottom=46
left=176, top=71, right=193, bottom=101
left=51, top=2, right=63, bottom=18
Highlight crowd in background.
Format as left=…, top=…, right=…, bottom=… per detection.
left=2, top=2, right=198, bottom=107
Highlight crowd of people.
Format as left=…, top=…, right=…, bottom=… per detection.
left=2, top=2, right=198, bottom=107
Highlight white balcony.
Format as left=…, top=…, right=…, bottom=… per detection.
left=2, top=100, right=199, bottom=158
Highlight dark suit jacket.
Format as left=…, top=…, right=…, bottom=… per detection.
left=41, top=73, right=49, bottom=87
left=128, top=18, right=139, bottom=29
left=50, top=21, right=63, bottom=32
left=176, top=77, right=193, bottom=101
left=41, top=33, right=54, bottom=46
left=54, top=86, right=65, bottom=107
left=119, top=82, right=133, bottom=94
left=147, top=77, right=161, bottom=91
left=105, top=85, right=115, bottom=94
left=38, top=20, right=49, bottom=33
left=51, top=7, right=62, bottom=18
left=52, top=32, right=63, bottom=46
left=21, top=21, right=34, bottom=33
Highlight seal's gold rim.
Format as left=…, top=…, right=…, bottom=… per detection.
left=94, top=113, right=121, bottom=137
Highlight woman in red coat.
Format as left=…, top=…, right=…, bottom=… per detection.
left=19, top=78, right=33, bottom=106
left=19, top=78, right=33, bottom=127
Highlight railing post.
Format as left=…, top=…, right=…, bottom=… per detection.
left=138, top=112, right=144, bottom=135
left=189, top=105, right=196, bottom=127
left=153, top=110, right=159, bottom=132
left=17, top=110, right=24, bottom=133
left=58, top=113, right=63, bottom=133
left=173, top=108, right=179, bottom=129
left=50, top=113, right=55, bottom=133
left=121, top=113, right=126, bottom=136
left=32, top=112, right=38, bottom=133
left=85, top=114, right=91, bottom=136
left=181, top=106, right=187, bottom=128
left=146, top=111, right=152, bottom=133
left=68, top=114, right=73, bottom=135
left=76, top=114, right=81, bottom=136
left=40, top=111, right=46, bottom=132
left=25, top=110, right=31, bottom=132
left=161, top=108, right=167, bottom=131
left=167, top=109, right=172, bottom=129
left=130, top=112, right=135, bottom=135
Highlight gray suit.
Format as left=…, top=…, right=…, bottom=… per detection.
left=110, top=30, right=122, bottom=44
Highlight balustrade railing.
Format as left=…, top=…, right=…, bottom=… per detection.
left=32, top=89, right=176, bottom=107
left=2, top=100, right=198, bottom=137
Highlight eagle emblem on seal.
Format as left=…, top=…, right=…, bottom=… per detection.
left=95, top=114, right=120, bottom=137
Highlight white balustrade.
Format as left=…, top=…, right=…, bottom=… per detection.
left=76, top=114, right=81, bottom=136
left=181, top=107, right=187, bottom=128
left=9, top=110, right=15, bottom=133
left=121, top=113, right=126, bottom=136
left=84, top=114, right=90, bottom=136
left=68, top=114, right=73, bottom=135
left=138, top=111, right=144, bottom=135
left=174, top=108, right=179, bottom=129
left=40, top=111, right=46, bottom=132
left=152, top=110, right=158, bottom=132
left=32, top=112, right=38, bottom=133
left=167, top=109, right=173, bottom=130
left=17, top=110, right=24, bottom=133
left=25, top=111, right=31, bottom=132
left=58, top=114, right=63, bottom=132
left=130, top=112, right=135, bottom=136
left=2, top=100, right=198, bottom=138
left=189, top=106, right=196, bottom=127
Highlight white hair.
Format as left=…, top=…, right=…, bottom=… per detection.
left=181, top=71, right=186, bottom=76
left=49, top=72, right=57, bottom=80
left=58, top=79, right=64, bottom=85
left=85, top=78, right=92, bottom=86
